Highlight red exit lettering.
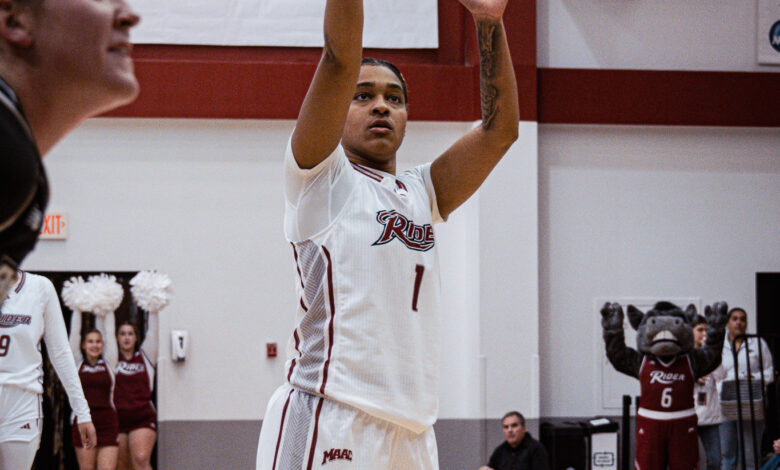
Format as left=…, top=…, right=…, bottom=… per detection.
left=39, top=213, right=68, bottom=239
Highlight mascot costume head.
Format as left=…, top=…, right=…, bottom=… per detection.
left=628, top=301, right=698, bottom=358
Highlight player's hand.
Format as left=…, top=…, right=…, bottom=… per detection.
left=78, top=421, right=97, bottom=449
left=457, top=0, right=508, bottom=20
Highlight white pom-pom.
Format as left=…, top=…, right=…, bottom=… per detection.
left=87, top=274, right=124, bottom=317
left=130, top=270, right=173, bottom=314
left=61, top=276, right=92, bottom=313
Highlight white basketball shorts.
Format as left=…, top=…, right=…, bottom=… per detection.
left=0, top=385, right=41, bottom=444
left=256, top=384, right=438, bottom=470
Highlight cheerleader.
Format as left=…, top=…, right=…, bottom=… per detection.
left=65, top=275, right=123, bottom=470
left=113, top=271, right=171, bottom=470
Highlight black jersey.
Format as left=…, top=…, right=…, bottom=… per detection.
left=0, top=76, right=48, bottom=270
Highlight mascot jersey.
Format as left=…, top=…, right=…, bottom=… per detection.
left=638, top=355, right=695, bottom=416
left=283, top=140, right=443, bottom=434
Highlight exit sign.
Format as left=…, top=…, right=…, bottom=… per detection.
left=39, top=213, right=68, bottom=240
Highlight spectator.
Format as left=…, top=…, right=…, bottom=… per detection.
left=719, top=307, right=774, bottom=470
left=480, top=411, right=549, bottom=470
left=693, top=314, right=725, bottom=470
left=761, top=439, right=780, bottom=470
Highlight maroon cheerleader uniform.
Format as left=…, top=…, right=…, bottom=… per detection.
left=115, top=350, right=156, bottom=433
left=72, top=358, right=118, bottom=448
left=635, top=355, right=698, bottom=470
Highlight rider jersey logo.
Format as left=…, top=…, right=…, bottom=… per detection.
left=648, top=370, right=687, bottom=385
left=372, top=210, right=435, bottom=252
left=117, top=362, right=145, bottom=374
left=0, top=314, right=32, bottom=328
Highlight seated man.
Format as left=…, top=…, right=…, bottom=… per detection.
left=480, top=411, right=549, bottom=470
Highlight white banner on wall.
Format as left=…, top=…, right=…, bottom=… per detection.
left=130, top=0, right=439, bottom=49
left=758, top=0, right=780, bottom=65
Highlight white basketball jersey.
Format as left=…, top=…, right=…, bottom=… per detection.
left=0, top=272, right=90, bottom=423
left=283, top=140, right=443, bottom=434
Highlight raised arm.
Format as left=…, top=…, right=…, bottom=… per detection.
left=690, top=302, right=727, bottom=379
left=140, top=312, right=158, bottom=367
left=290, top=0, right=363, bottom=169
left=430, top=0, right=519, bottom=219
left=601, top=302, right=643, bottom=378
left=42, top=280, right=90, bottom=420
left=68, top=309, right=83, bottom=363
left=96, top=311, right=118, bottom=370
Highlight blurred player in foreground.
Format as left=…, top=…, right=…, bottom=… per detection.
left=0, top=0, right=140, bottom=303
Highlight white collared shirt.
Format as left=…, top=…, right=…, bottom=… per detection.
left=721, top=334, right=774, bottom=383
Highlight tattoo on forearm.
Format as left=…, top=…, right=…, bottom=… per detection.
left=477, top=20, right=499, bottom=129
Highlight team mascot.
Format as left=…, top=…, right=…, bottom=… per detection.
left=600, top=301, right=727, bottom=470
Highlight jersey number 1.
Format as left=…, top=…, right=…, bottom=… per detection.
left=412, top=265, right=424, bottom=311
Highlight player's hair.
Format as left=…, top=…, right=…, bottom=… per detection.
left=694, top=314, right=706, bottom=326
left=727, top=307, right=746, bottom=322
left=117, top=320, right=141, bottom=350
left=80, top=328, right=103, bottom=358
left=361, top=57, right=408, bottom=105
left=502, top=411, right=525, bottom=426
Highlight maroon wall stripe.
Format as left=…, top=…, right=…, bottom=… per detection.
left=538, top=68, right=780, bottom=127
left=107, top=61, right=484, bottom=121
left=99, top=4, right=780, bottom=127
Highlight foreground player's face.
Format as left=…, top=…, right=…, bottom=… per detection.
left=29, top=0, right=140, bottom=111
left=82, top=331, right=104, bottom=361
left=342, top=65, right=408, bottom=167
left=693, top=323, right=707, bottom=348
left=501, top=415, right=525, bottom=447
left=117, top=324, right=137, bottom=351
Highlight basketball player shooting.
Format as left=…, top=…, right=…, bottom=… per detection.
left=256, top=0, right=519, bottom=468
